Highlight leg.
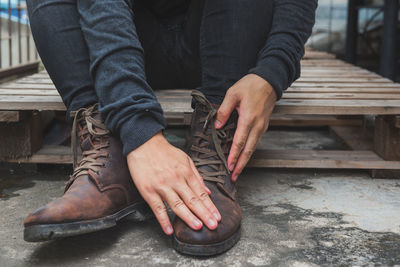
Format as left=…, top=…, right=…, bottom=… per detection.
left=172, top=0, right=275, bottom=256
left=24, top=0, right=151, bottom=242
left=26, top=0, right=97, bottom=116
left=199, top=0, right=275, bottom=104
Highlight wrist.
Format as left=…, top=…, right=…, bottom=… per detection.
left=248, top=74, right=277, bottom=102
left=127, top=131, right=167, bottom=159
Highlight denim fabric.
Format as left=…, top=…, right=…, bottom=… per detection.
left=26, top=0, right=316, bottom=155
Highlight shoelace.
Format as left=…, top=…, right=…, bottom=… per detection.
left=67, top=104, right=110, bottom=188
left=190, top=91, right=235, bottom=184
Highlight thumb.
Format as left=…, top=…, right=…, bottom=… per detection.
left=215, top=91, right=238, bottom=129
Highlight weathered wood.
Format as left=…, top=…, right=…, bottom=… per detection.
left=249, top=150, right=400, bottom=169
left=330, top=126, right=374, bottom=150
left=0, top=111, right=21, bottom=122
left=270, top=115, right=363, bottom=127
left=0, top=111, right=42, bottom=160
left=374, top=116, right=400, bottom=160
left=10, top=145, right=400, bottom=170
left=9, top=145, right=72, bottom=164
left=180, top=114, right=363, bottom=127
left=372, top=116, right=400, bottom=178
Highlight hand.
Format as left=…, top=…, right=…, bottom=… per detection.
left=127, top=132, right=221, bottom=235
left=215, top=74, right=277, bottom=182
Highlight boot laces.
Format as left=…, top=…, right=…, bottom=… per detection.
left=67, top=104, right=110, bottom=187
left=190, top=91, right=235, bottom=184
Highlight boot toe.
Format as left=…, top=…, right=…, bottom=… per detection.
left=173, top=206, right=241, bottom=245
left=24, top=177, right=118, bottom=227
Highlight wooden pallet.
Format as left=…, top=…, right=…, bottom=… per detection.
left=1, top=49, right=400, bottom=176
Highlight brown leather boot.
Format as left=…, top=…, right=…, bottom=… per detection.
left=24, top=104, right=151, bottom=242
left=172, top=91, right=242, bottom=256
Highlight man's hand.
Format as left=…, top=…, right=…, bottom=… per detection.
left=127, top=132, right=221, bottom=235
left=215, top=74, right=277, bottom=182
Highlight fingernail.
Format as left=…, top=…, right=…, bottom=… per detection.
left=205, top=187, right=211, bottom=194
left=229, top=163, right=235, bottom=171
left=166, top=226, right=173, bottom=235
left=213, top=212, right=221, bottom=221
left=209, top=219, right=217, bottom=228
left=215, top=120, right=222, bottom=128
left=232, top=174, right=237, bottom=182
left=193, top=219, right=202, bottom=228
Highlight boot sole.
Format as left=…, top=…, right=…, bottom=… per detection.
left=24, top=202, right=152, bottom=242
left=172, top=227, right=241, bottom=256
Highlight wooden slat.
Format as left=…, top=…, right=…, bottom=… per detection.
left=269, top=115, right=362, bottom=127
left=10, top=145, right=400, bottom=170
left=1, top=50, right=400, bottom=117
left=0, top=95, right=65, bottom=110
left=0, top=111, right=20, bottom=122
left=2, top=90, right=400, bottom=115
left=291, top=83, right=400, bottom=88
left=9, top=145, right=73, bottom=164
left=287, top=88, right=400, bottom=93
left=0, top=89, right=60, bottom=96
left=330, top=126, right=373, bottom=150
left=248, top=149, right=400, bottom=169
left=282, top=93, right=400, bottom=100
left=274, top=99, right=400, bottom=115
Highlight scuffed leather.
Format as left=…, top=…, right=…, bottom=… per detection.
left=24, top=111, right=144, bottom=227
left=173, top=103, right=242, bottom=245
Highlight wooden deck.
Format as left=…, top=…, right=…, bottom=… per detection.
left=1, top=49, right=400, bottom=175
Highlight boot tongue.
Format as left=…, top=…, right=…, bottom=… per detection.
left=78, top=113, right=107, bottom=152
left=190, top=103, right=238, bottom=199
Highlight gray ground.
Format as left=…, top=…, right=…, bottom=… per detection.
left=1, top=128, right=400, bottom=267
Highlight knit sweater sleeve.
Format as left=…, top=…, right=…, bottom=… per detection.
left=249, top=0, right=317, bottom=99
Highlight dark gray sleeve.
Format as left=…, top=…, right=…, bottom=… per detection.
left=77, top=0, right=166, bottom=155
left=249, top=0, right=318, bottom=99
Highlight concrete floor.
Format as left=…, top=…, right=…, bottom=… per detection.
left=1, top=128, right=400, bottom=266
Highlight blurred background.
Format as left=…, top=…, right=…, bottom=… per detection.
left=0, top=0, right=398, bottom=81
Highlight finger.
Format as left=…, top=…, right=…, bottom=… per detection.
left=189, top=157, right=211, bottom=194
left=160, top=188, right=204, bottom=231
left=177, top=181, right=219, bottom=230
left=186, top=174, right=221, bottom=222
left=231, top=128, right=262, bottom=182
left=215, top=90, right=238, bottom=129
left=146, top=194, right=174, bottom=235
left=228, top=116, right=251, bottom=171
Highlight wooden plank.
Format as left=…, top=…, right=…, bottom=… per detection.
left=248, top=149, right=400, bottom=169
left=0, top=111, right=42, bottom=160
left=291, top=83, right=400, bottom=88
left=0, top=89, right=60, bottom=96
left=9, top=145, right=72, bottom=164
left=303, top=51, right=336, bottom=59
left=295, top=77, right=392, bottom=83
left=270, top=115, right=363, bottom=127
left=282, top=93, right=400, bottom=100
left=374, top=116, right=400, bottom=160
left=372, top=116, right=400, bottom=178
left=287, top=88, right=400, bottom=93
left=11, top=145, right=400, bottom=170
left=0, top=95, right=66, bottom=111
left=2, top=90, right=400, bottom=115
left=330, top=126, right=374, bottom=150
left=274, top=100, right=400, bottom=115
left=0, top=111, right=20, bottom=122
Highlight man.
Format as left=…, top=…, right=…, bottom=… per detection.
left=24, top=0, right=317, bottom=256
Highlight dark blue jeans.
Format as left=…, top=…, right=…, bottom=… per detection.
left=26, top=0, right=274, bottom=154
